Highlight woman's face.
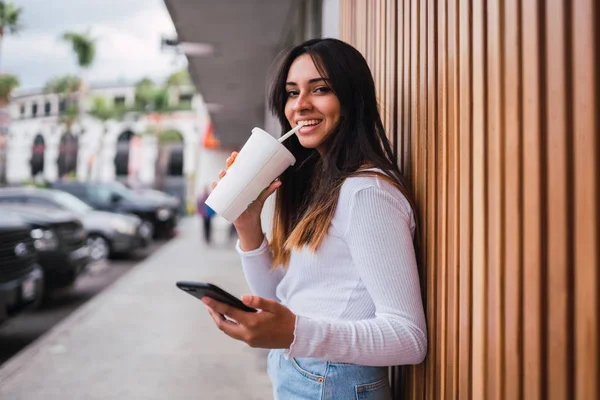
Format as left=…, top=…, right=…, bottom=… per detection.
left=284, top=54, right=341, bottom=153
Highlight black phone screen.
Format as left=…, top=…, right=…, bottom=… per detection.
left=176, top=281, right=258, bottom=313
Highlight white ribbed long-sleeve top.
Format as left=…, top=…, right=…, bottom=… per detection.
left=236, top=173, right=427, bottom=366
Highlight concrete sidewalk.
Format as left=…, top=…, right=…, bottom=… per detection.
left=0, top=218, right=273, bottom=400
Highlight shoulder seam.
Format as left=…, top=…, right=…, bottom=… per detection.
left=342, top=185, right=412, bottom=238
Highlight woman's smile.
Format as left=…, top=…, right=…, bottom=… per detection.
left=296, top=119, right=323, bottom=134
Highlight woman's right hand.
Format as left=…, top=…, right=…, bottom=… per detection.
left=212, top=152, right=282, bottom=249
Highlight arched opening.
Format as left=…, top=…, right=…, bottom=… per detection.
left=114, top=130, right=134, bottom=176
left=30, top=134, right=45, bottom=177
left=156, top=129, right=184, bottom=178
left=155, top=130, right=185, bottom=213
left=57, top=132, right=78, bottom=178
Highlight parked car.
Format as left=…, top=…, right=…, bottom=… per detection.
left=0, top=187, right=152, bottom=262
left=52, top=181, right=179, bottom=238
left=0, top=204, right=89, bottom=290
left=0, top=211, right=44, bottom=325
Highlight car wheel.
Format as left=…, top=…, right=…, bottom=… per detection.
left=87, top=235, right=110, bottom=262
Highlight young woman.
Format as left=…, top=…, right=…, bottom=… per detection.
left=204, top=38, right=427, bottom=399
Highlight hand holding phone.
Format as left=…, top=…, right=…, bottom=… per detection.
left=176, top=281, right=258, bottom=313
left=178, top=281, right=297, bottom=349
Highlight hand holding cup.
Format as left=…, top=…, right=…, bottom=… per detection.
left=205, top=127, right=296, bottom=250
left=212, top=151, right=282, bottom=234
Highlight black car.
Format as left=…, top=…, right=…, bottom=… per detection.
left=52, top=181, right=179, bottom=238
left=0, top=187, right=152, bottom=262
left=0, top=211, right=44, bottom=324
left=0, top=204, right=89, bottom=289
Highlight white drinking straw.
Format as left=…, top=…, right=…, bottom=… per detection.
left=278, top=122, right=304, bottom=143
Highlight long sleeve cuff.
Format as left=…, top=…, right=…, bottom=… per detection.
left=282, top=314, right=427, bottom=366
left=235, top=237, right=270, bottom=256
left=236, top=237, right=284, bottom=301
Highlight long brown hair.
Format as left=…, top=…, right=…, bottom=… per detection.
left=268, top=38, right=417, bottom=267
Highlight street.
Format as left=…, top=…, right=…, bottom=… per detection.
left=0, top=240, right=169, bottom=366
left=0, top=218, right=273, bottom=399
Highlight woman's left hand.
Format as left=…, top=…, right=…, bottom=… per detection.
left=202, top=295, right=296, bottom=349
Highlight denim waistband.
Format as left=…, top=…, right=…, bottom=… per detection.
left=267, top=349, right=392, bottom=400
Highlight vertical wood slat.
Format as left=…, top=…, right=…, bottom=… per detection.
left=396, top=0, right=405, bottom=171
left=502, top=0, right=523, bottom=398
left=378, top=0, right=385, bottom=108
left=572, top=1, right=598, bottom=399
left=402, top=0, right=411, bottom=177
left=457, top=0, right=472, bottom=398
left=415, top=2, right=428, bottom=396
left=425, top=0, right=438, bottom=398
left=435, top=0, right=448, bottom=397
left=545, top=0, right=570, bottom=399
left=486, top=0, right=504, bottom=398
left=336, top=1, right=599, bottom=399
left=407, top=3, right=419, bottom=396
left=384, top=0, right=396, bottom=140
left=410, top=0, right=419, bottom=192
left=445, top=0, right=459, bottom=397
left=521, top=0, right=544, bottom=398
left=471, top=0, right=487, bottom=397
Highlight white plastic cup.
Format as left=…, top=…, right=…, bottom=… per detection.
left=205, top=127, right=296, bottom=223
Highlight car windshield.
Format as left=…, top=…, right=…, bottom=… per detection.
left=51, top=190, right=94, bottom=213
left=106, top=182, right=136, bottom=200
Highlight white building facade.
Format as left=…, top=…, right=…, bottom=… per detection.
left=7, top=83, right=201, bottom=184
left=3, top=82, right=232, bottom=210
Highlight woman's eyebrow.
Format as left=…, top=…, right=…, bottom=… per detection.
left=285, top=78, right=329, bottom=86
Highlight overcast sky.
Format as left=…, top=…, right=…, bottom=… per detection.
left=2, top=0, right=185, bottom=91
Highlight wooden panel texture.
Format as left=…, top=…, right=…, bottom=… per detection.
left=339, top=0, right=599, bottom=398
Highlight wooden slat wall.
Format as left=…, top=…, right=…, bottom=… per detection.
left=339, top=1, right=599, bottom=398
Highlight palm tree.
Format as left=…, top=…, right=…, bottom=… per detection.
left=43, top=75, right=82, bottom=135
left=42, top=75, right=83, bottom=179
left=0, top=72, right=17, bottom=184
left=153, top=87, right=170, bottom=111
left=88, top=97, right=117, bottom=180
left=62, top=31, right=96, bottom=70
left=61, top=30, right=96, bottom=121
left=0, top=1, right=23, bottom=72
left=134, top=77, right=179, bottom=190
left=0, top=72, right=18, bottom=104
left=43, top=74, right=81, bottom=115
left=90, top=96, right=116, bottom=121
left=134, top=78, right=157, bottom=111
left=43, top=75, right=81, bottom=95
left=60, top=104, right=79, bottom=136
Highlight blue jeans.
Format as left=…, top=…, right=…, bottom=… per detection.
left=267, top=349, right=392, bottom=400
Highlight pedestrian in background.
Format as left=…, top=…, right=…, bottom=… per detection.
left=205, top=38, right=427, bottom=399
left=196, top=187, right=214, bottom=244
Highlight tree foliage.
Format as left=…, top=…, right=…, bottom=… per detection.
left=134, top=78, right=173, bottom=112
left=166, top=69, right=190, bottom=88
left=89, top=96, right=118, bottom=121
left=0, top=73, right=18, bottom=101
left=43, top=75, right=81, bottom=94
left=0, top=1, right=23, bottom=37
left=62, top=31, right=96, bottom=69
left=157, top=128, right=184, bottom=144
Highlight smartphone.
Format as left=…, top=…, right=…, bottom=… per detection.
left=175, top=281, right=258, bottom=313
